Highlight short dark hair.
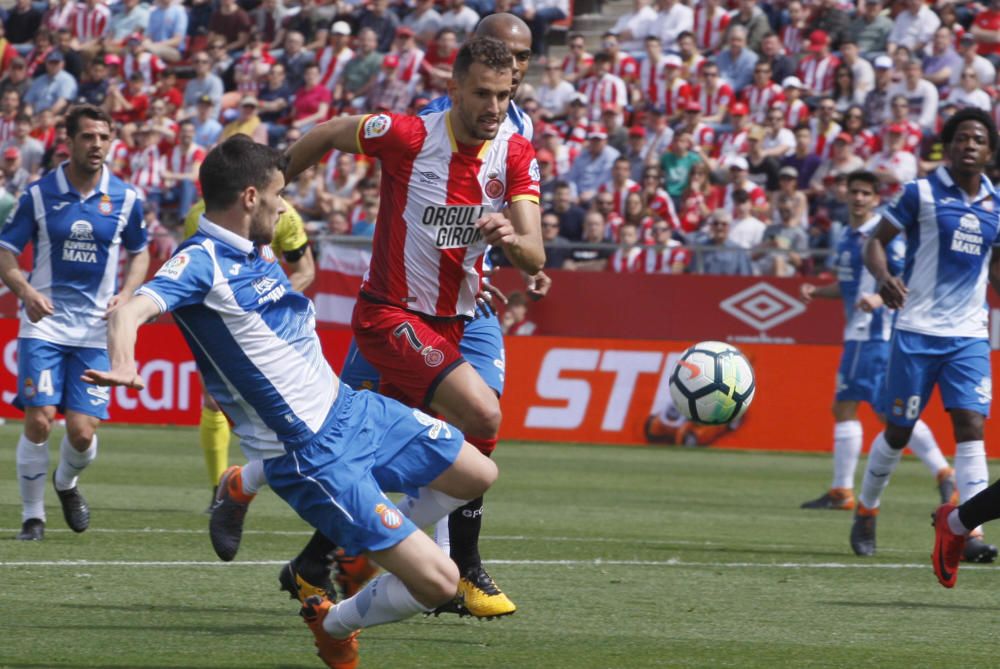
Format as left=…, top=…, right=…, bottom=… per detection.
left=941, top=107, right=999, bottom=152
left=65, top=104, right=113, bottom=138
left=846, top=170, right=879, bottom=190
left=677, top=31, right=694, bottom=42
left=199, top=136, right=287, bottom=211
left=453, top=36, right=512, bottom=81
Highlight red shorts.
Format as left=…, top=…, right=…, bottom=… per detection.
left=351, top=296, right=466, bottom=409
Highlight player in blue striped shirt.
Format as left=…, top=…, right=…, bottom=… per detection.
left=0, top=105, right=148, bottom=542
left=856, top=108, right=1000, bottom=561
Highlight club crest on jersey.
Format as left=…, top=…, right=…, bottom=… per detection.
left=63, top=220, right=98, bottom=263
left=420, top=204, right=486, bottom=249
left=157, top=252, right=190, bottom=279
left=952, top=213, right=984, bottom=256
left=364, top=114, right=391, bottom=139
left=375, top=503, right=403, bottom=529
left=260, top=245, right=276, bottom=262
left=484, top=177, right=505, bottom=200
left=98, top=194, right=113, bottom=215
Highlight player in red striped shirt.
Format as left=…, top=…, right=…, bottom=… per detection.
left=284, top=37, right=544, bottom=636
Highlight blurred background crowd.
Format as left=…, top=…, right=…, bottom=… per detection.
left=0, top=0, right=997, bottom=275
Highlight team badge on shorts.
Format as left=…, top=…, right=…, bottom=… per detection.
left=364, top=114, right=391, bottom=138
left=422, top=346, right=445, bottom=367
left=98, top=194, right=113, bottom=215
left=375, top=503, right=403, bottom=529
left=22, top=377, right=35, bottom=399
left=484, top=175, right=505, bottom=199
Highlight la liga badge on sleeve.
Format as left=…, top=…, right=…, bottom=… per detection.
left=364, top=114, right=391, bottom=139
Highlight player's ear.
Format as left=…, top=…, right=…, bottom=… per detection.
left=242, top=186, right=258, bottom=210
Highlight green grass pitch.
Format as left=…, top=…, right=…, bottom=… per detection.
left=1, top=423, right=998, bottom=669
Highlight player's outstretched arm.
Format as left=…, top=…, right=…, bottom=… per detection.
left=107, top=248, right=151, bottom=317
left=284, top=115, right=368, bottom=182
left=82, top=294, right=161, bottom=390
left=863, top=219, right=907, bottom=309
left=479, top=199, right=544, bottom=276
left=799, top=281, right=841, bottom=303
left=0, top=247, right=54, bottom=322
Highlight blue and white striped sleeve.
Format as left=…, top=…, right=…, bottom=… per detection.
left=136, top=245, right=214, bottom=313
left=0, top=191, right=36, bottom=255
left=882, top=180, right=920, bottom=232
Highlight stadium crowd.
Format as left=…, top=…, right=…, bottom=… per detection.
left=0, top=0, right=999, bottom=275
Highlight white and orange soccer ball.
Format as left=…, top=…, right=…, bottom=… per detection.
left=668, top=341, right=756, bottom=425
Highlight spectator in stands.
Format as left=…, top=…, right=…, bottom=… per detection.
left=536, top=149, right=558, bottom=206
left=564, top=211, right=613, bottom=271
left=861, top=54, right=893, bottom=128
left=867, top=123, right=917, bottom=196
left=516, top=0, right=569, bottom=59
left=715, top=102, right=751, bottom=167
left=641, top=106, right=674, bottom=163
left=757, top=33, right=795, bottom=87
left=340, top=28, right=382, bottom=109
left=209, top=0, right=254, bottom=54
left=676, top=31, right=704, bottom=80
left=697, top=212, right=752, bottom=275
left=222, top=95, right=268, bottom=143
left=923, top=26, right=962, bottom=89
left=972, top=0, right=1000, bottom=68
left=607, top=221, right=642, bottom=272
left=404, top=0, right=444, bottom=47
left=250, top=0, right=286, bottom=47
left=659, top=129, right=700, bottom=202
left=781, top=1, right=807, bottom=56
left=540, top=209, right=572, bottom=268
left=290, top=63, right=331, bottom=133
left=725, top=0, right=769, bottom=53
left=24, top=51, right=76, bottom=116
left=611, top=0, right=657, bottom=56
left=550, top=180, right=586, bottom=240
left=717, top=25, right=757, bottom=94
left=888, top=58, right=938, bottom=133
left=798, top=30, right=840, bottom=100
left=561, top=32, right=593, bottom=85
left=727, top=188, right=765, bottom=250
left=946, top=67, right=992, bottom=111
left=6, top=0, right=42, bottom=49
left=421, top=28, right=458, bottom=95
left=694, top=61, right=732, bottom=126
left=501, top=292, right=538, bottom=335
left=579, top=52, right=627, bottom=122
left=809, top=132, right=863, bottom=198
left=744, top=60, right=782, bottom=126
left=182, top=52, right=224, bottom=120
left=282, top=0, right=325, bottom=51
left=192, top=94, right=223, bottom=148
left=678, top=160, right=719, bottom=235
left=652, top=0, right=693, bottom=54
left=0, top=171, right=15, bottom=215
left=105, top=72, right=149, bottom=128
left=831, top=64, right=862, bottom=114
left=112, top=0, right=151, bottom=42
left=782, top=126, right=822, bottom=190
left=2, top=146, right=30, bottom=192
left=623, top=126, right=648, bottom=182
left=259, top=62, right=291, bottom=143
left=280, top=31, right=315, bottom=93
left=848, top=0, right=892, bottom=58
left=643, top=220, right=689, bottom=273
left=952, top=34, right=996, bottom=91
left=145, top=0, right=189, bottom=63
left=840, top=39, right=874, bottom=97
left=756, top=194, right=809, bottom=277
left=841, top=104, right=877, bottom=159
left=52, top=29, right=82, bottom=82
left=760, top=107, right=794, bottom=160
left=536, top=62, right=575, bottom=120
left=772, top=165, right=807, bottom=224
left=808, top=96, right=842, bottom=157
left=440, top=0, right=480, bottom=42
left=77, top=58, right=108, bottom=107
left=566, top=124, right=620, bottom=204
left=888, top=0, right=940, bottom=54
left=591, top=191, right=621, bottom=233
left=161, top=120, right=204, bottom=220
left=0, top=57, right=29, bottom=100
left=745, top=125, right=778, bottom=192
left=807, top=0, right=849, bottom=50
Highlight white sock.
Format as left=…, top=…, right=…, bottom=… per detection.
left=434, top=516, right=451, bottom=554
left=954, top=440, right=989, bottom=503
left=858, top=432, right=903, bottom=510
left=947, top=508, right=970, bottom=535
left=54, top=434, right=96, bottom=491
left=831, top=420, right=863, bottom=490
left=396, top=487, right=466, bottom=529
left=241, top=459, right=266, bottom=495
left=907, top=420, right=949, bottom=476
left=322, top=573, right=430, bottom=638
left=16, top=434, right=48, bottom=522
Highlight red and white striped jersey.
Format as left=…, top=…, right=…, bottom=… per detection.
left=611, top=53, right=639, bottom=82
left=73, top=2, right=110, bottom=41
left=0, top=115, right=16, bottom=144
left=693, top=83, right=734, bottom=117
left=693, top=4, right=731, bottom=52
left=607, top=246, right=643, bottom=272
left=848, top=129, right=878, bottom=160
left=877, top=120, right=922, bottom=154
left=555, top=118, right=588, bottom=149
left=642, top=242, right=689, bottom=273
left=797, top=54, right=840, bottom=96
left=743, top=82, right=783, bottom=123
left=357, top=111, right=540, bottom=318
left=722, top=182, right=768, bottom=213
left=715, top=128, right=749, bottom=159
left=168, top=142, right=206, bottom=193
left=578, top=73, right=628, bottom=120
left=780, top=25, right=804, bottom=55
left=106, top=138, right=130, bottom=177
left=597, top=179, right=640, bottom=216
left=129, top=144, right=163, bottom=193
left=645, top=188, right=680, bottom=230
left=690, top=123, right=716, bottom=152
left=317, top=45, right=355, bottom=90
left=783, top=98, right=810, bottom=127
left=561, top=52, right=594, bottom=79
left=45, top=1, right=76, bottom=35
left=123, top=51, right=166, bottom=89
left=808, top=119, right=842, bottom=158
left=639, top=58, right=666, bottom=104
left=660, top=77, right=692, bottom=117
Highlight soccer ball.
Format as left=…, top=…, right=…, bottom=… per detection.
left=668, top=341, right=755, bottom=425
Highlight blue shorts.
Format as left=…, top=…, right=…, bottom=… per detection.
left=340, top=312, right=506, bottom=396
left=883, top=331, right=992, bottom=427
left=263, top=386, right=465, bottom=556
left=14, top=338, right=110, bottom=419
left=835, top=340, right=890, bottom=408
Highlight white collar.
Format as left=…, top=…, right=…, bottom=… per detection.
left=197, top=215, right=254, bottom=255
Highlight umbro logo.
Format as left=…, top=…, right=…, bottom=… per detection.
left=52, top=202, right=70, bottom=211
left=418, top=171, right=440, bottom=184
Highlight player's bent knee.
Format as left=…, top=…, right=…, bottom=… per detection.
left=23, top=411, right=54, bottom=442
left=464, top=402, right=502, bottom=439
left=431, top=443, right=498, bottom=500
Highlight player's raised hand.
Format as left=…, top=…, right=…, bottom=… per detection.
left=22, top=287, right=55, bottom=322
left=476, top=213, right=517, bottom=247
left=878, top=275, right=908, bottom=309
left=525, top=271, right=551, bottom=300
left=81, top=363, right=145, bottom=390
left=799, top=283, right=816, bottom=304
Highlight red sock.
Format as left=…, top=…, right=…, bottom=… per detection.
left=466, top=435, right=497, bottom=457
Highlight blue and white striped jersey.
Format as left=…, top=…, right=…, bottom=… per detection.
left=0, top=164, right=146, bottom=349
left=138, top=217, right=339, bottom=460
left=883, top=166, right=1000, bottom=339
left=836, top=215, right=905, bottom=342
